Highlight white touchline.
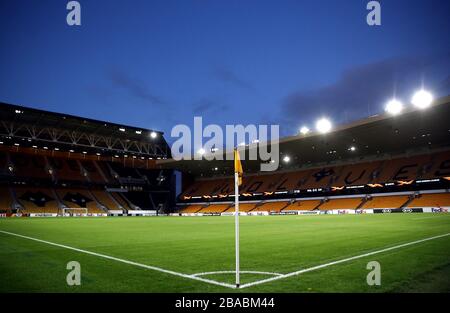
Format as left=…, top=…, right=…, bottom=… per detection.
left=1, top=230, right=449, bottom=290
left=0, top=230, right=236, bottom=289
left=238, top=232, right=450, bottom=289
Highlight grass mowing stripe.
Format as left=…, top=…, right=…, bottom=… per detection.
left=0, top=230, right=236, bottom=289
left=239, top=232, right=450, bottom=289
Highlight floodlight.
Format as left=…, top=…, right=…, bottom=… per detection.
left=300, top=126, right=310, bottom=135
left=411, top=90, right=433, bottom=109
left=385, top=99, right=403, bottom=115
left=150, top=131, right=157, bottom=139
left=283, top=155, right=290, bottom=163
left=315, top=118, right=332, bottom=133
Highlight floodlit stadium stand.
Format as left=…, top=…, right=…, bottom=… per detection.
left=179, top=151, right=450, bottom=199
left=319, top=198, right=364, bottom=210
left=199, top=203, right=230, bottom=213
left=253, top=201, right=289, bottom=212
left=407, top=193, right=450, bottom=207
left=223, top=203, right=256, bottom=212
left=16, top=187, right=60, bottom=214
left=173, top=96, right=450, bottom=214
left=0, top=102, right=174, bottom=216
left=361, top=195, right=410, bottom=209
left=283, top=200, right=322, bottom=211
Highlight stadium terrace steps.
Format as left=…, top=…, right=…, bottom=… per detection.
left=91, top=190, right=123, bottom=211
left=407, top=193, right=450, bottom=207
left=111, top=192, right=134, bottom=211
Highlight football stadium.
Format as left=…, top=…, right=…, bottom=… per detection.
left=1, top=94, right=450, bottom=293
left=1, top=0, right=450, bottom=307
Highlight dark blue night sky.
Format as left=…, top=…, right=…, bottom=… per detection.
left=1, top=0, right=449, bottom=141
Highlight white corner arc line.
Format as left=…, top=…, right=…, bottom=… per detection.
left=192, top=270, right=283, bottom=277
left=0, top=230, right=236, bottom=289
left=239, top=232, right=450, bottom=289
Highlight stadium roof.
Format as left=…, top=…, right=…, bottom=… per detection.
left=0, top=102, right=170, bottom=158
left=159, top=95, right=450, bottom=177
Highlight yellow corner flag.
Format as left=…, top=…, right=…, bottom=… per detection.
left=234, top=148, right=243, bottom=186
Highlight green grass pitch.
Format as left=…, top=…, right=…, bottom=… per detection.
left=1, top=214, right=450, bottom=293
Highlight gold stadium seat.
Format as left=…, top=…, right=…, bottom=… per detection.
left=361, top=195, right=409, bottom=209
left=198, top=204, right=230, bottom=213
left=180, top=205, right=204, bottom=213
left=407, top=193, right=450, bottom=207
left=283, top=200, right=321, bottom=211
left=253, top=201, right=289, bottom=212
left=319, top=198, right=363, bottom=210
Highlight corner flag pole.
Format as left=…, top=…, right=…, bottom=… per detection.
left=234, top=170, right=240, bottom=288
left=234, top=148, right=242, bottom=288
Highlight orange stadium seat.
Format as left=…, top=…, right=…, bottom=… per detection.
left=111, top=193, right=134, bottom=210
left=332, top=161, right=382, bottom=186
left=198, top=203, right=230, bottom=213
left=252, top=201, right=289, bottom=212
left=91, top=190, right=122, bottom=210
left=283, top=199, right=321, bottom=211
left=16, top=187, right=60, bottom=214
left=180, top=205, right=205, bottom=213
left=57, top=189, right=105, bottom=213
left=361, top=195, right=410, bottom=209
left=407, top=193, right=450, bottom=207
left=318, top=198, right=363, bottom=210
left=374, top=155, right=431, bottom=183
left=223, top=203, right=257, bottom=212
left=421, top=151, right=450, bottom=179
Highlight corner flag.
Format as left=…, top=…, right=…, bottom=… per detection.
left=234, top=148, right=243, bottom=186
left=234, top=148, right=243, bottom=288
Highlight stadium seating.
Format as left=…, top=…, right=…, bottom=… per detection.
left=180, top=204, right=205, bottom=213
left=91, top=190, right=122, bottom=211
left=0, top=187, right=13, bottom=212
left=198, top=204, right=230, bottom=213
left=49, top=158, right=85, bottom=182
left=9, top=152, right=50, bottom=179
left=57, top=189, right=105, bottom=213
left=361, top=195, right=410, bottom=209
left=283, top=200, right=321, bottom=211
left=223, top=203, right=257, bottom=212
left=111, top=192, right=134, bottom=211
left=422, top=152, right=450, bottom=179
left=318, top=198, right=364, bottom=210
left=180, top=151, right=450, bottom=198
left=16, top=187, right=60, bottom=214
left=80, top=160, right=107, bottom=184
left=407, top=193, right=450, bottom=207
left=253, top=201, right=289, bottom=212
